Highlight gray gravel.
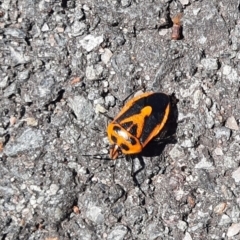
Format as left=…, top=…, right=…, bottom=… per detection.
left=0, top=0, right=240, bottom=239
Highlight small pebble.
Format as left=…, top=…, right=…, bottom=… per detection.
left=169, top=144, right=185, bottom=160
left=214, top=127, right=231, bottom=140
left=232, top=167, right=240, bottom=183
left=72, top=21, right=86, bottom=36
left=214, top=202, right=227, bottom=214
left=179, top=0, right=189, bottom=5
left=225, top=116, right=239, bottom=130
left=79, top=34, right=104, bottom=52
left=177, top=220, right=187, bottom=231
left=86, top=206, right=104, bottom=224
left=193, top=8, right=201, bottom=15
left=159, top=28, right=169, bottom=36
left=205, top=97, right=212, bottom=108
left=73, top=206, right=80, bottom=214
left=4, top=128, right=44, bottom=156
left=121, top=0, right=131, bottom=7
left=219, top=214, right=232, bottom=226
left=195, top=157, right=214, bottom=169
left=48, top=184, right=59, bottom=196
left=201, top=58, right=218, bottom=71
left=214, top=147, right=223, bottom=156
left=86, top=65, right=103, bottom=80
left=222, top=65, right=232, bottom=75
left=95, top=104, right=107, bottom=114
left=107, top=225, right=128, bottom=240
left=56, top=27, right=64, bottom=33
left=10, top=116, right=17, bottom=126
left=0, top=76, right=8, bottom=88
left=102, top=80, right=109, bottom=88
left=41, top=23, right=50, bottom=32
left=25, top=117, right=38, bottom=126
left=101, top=48, right=112, bottom=64
left=68, top=96, right=94, bottom=121
left=70, top=77, right=81, bottom=85
left=183, top=232, right=193, bottom=240
left=105, top=95, right=115, bottom=107
left=227, top=223, right=240, bottom=237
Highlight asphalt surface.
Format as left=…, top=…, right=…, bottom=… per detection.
left=0, top=0, right=240, bottom=239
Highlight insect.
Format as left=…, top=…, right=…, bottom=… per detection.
left=171, top=13, right=183, bottom=40
left=107, top=92, right=171, bottom=159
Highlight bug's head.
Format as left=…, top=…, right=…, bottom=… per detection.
left=109, top=144, right=122, bottom=159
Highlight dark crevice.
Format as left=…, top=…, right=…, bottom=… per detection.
left=44, top=89, right=65, bottom=111
left=2, top=233, right=7, bottom=240
left=61, top=0, right=68, bottom=8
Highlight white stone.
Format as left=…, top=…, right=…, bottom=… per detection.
left=198, top=35, right=207, bottom=44
left=169, top=144, right=185, bottom=160
left=195, top=157, right=214, bottom=169
left=0, top=76, right=8, bottom=88
left=86, top=206, right=104, bottom=224
left=193, top=8, right=201, bottom=15
left=183, top=232, right=192, bottom=240
left=49, top=184, right=59, bottom=196
left=177, top=220, right=187, bottom=231
left=102, top=80, right=109, bottom=88
left=222, top=65, right=232, bottom=75
left=30, top=185, right=42, bottom=192
left=179, top=0, right=189, bottom=5
left=95, top=104, right=107, bottom=114
left=214, top=147, right=223, bottom=156
left=68, top=95, right=94, bottom=121
left=79, top=34, right=103, bottom=52
left=107, top=225, right=128, bottom=240
left=232, top=167, right=240, bottom=183
left=225, top=116, right=239, bottom=130
left=193, top=89, right=203, bottom=109
left=181, top=139, right=194, bottom=148
left=159, top=28, right=169, bottom=36
left=41, top=23, right=49, bottom=32
left=218, top=214, right=231, bottom=226
left=86, top=64, right=103, bottom=80
left=201, top=58, right=218, bottom=71
left=214, top=202, right=227, bottom=214
left=101, top=48, right=112, bottom=64
left=105, top=95, right=115, bottom=107
left=227, top=223, right=240, bottom=237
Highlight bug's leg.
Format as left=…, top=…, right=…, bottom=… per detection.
left=100, top=112, right=114, bottom=121
left=81, top=154, right=111, bottom=161
left=91, top=126, right=102, bottom=133
left=121, top=85, right=147, bottom=106
left=121, top=92, right=137, bottom=106
left=112, top=159, right=116, bottom=183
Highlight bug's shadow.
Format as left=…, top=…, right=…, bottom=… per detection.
left=126, top=155, right=146, bottom=191
left=141, top=95, right=178, bottom=157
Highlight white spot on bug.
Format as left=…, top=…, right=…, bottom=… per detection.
left=117, top=130, right=129, bottom=140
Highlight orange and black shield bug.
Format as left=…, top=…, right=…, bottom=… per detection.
left=107, top=92, right=171, bottom=159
